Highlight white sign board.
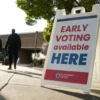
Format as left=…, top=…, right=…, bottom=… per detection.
left=41, top=9, right=100, bottom=93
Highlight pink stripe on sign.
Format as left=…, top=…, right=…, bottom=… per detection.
left=44, top=69, right=88, bottom=84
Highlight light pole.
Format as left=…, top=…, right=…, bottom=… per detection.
left=34, top=31, right=38, bottom=66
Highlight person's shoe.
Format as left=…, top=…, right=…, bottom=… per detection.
left=14, top=66, right=16, bottom=69
left=8, top=67, right=12, bottom=70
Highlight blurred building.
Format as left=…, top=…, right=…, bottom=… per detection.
left=0, top=31, right=46, bottom=64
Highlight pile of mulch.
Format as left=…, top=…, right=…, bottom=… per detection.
left=27, top=63, right=43, bottom=71
left=32, top=67, right=43, bottom=71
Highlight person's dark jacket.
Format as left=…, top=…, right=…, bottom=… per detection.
left=0, top=39, right=2, bottom=52
left=5, top=33, right=21, bottom=53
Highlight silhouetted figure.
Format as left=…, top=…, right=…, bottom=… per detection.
left=0, top=39, right=2, bottom=52
left=5, top=29, right=21, bottom=70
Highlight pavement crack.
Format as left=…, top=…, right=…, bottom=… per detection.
left=0, top=73, right=15, bottom=91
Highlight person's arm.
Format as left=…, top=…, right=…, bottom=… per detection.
left=0, top=39, right=2, bottom=52
left=5, top=36, right=9, bottom=53
left=18, top=35, right=21, bottom=50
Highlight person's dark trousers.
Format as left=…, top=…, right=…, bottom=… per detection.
left=8, top=51, right=18, bottom=69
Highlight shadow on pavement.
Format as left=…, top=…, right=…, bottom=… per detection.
left=0, top=69, right=41, bottom=79
left=24, top=71, right=42, bottom=76
left=43, top=87, right=100, bottom=100
left=91, top=89, right=100, bottom=95
left=0, top=95, right=6, bottom=100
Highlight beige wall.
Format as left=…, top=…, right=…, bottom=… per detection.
left=0, top=32, right=45, bottom=49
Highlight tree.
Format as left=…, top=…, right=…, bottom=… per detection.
left=16, top=0, right=96, bottom=42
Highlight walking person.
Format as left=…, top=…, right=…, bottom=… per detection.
left=0, top=39, right=2, bottom=52
left=5, top=29, right=21, bottom=70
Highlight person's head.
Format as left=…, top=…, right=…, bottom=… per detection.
left=12, top=29, right=15, bottom=34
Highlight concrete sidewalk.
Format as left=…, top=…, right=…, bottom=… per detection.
left=0, top=65, right=100, bottom=100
